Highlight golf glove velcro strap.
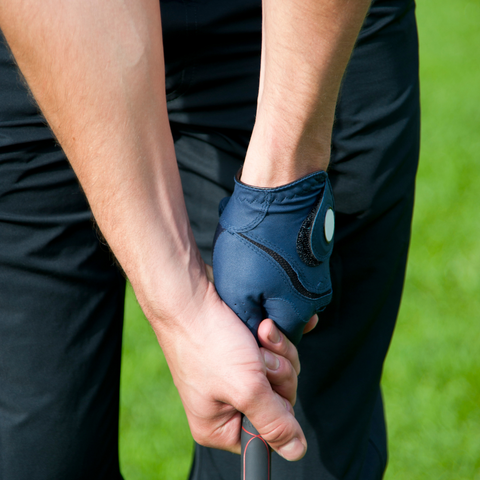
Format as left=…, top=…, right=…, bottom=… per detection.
left=213, top=170, right=334, bottom=345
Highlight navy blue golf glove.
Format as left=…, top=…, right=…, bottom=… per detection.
left=212, top=170, right=335, bottom=346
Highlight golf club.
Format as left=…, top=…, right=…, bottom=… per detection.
left=241, top=415, right=270, bottom=480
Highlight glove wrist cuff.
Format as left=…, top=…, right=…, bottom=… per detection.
left=234, top=170, right=328, bottom=204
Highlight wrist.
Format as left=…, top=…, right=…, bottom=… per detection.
left=242, top=110, right=331, bottom=188
left=132, top=246, right=212, bottom=333
left=150, top=279, right=228, bottom=364
left=114, top=198, right=212, bottom=335
left=240, top=158, right=328, bottom=188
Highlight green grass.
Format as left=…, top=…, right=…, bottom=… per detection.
left=119, top=285, right=194, bottom=480
left=119, top=1, right=480, bottom=478
left=382, top=0, right=480, bottom=478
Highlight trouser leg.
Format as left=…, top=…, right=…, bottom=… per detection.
left=0, top=35, right=125, bottom=479
left=168, top=0, right=420, bottom=479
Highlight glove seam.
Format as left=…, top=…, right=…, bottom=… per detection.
left=234, top=182, right=325, bottom=204
left=266, top=296, right=303, bottom=323
left=220, top=195, right=272, bottom=232
left=242, top=232, right=330, bottom=292
left=234, top=170, right=327, bottom=195
left=236, top=233, right=331, bottom=301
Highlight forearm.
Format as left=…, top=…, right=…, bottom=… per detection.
left=242, top=0, right=371, bottom=187
left=0, top=0, right=207, bottom=324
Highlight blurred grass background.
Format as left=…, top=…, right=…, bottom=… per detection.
left=382, top=0, right=480, bottom=477
left=119, top=0, right=480, bottom=478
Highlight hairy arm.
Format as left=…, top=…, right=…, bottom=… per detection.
left=0, top=0, right=306, bottom=460
left=242, top=0, right=371, bottom=187
left=0, top=0, right=371, bottom=462
left=1, top=1, right=189, bottom=307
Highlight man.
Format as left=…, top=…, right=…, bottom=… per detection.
left=0, top=0, right=419, bottom=478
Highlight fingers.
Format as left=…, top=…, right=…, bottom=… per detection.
left=225, top=317, right=306, bottom=460
left=183, top=401, right=243, bottom=455
left=303, top=314, right=319, bottom=334
left=261, top=347, right=297, bottom=406
left=158, top=288, right=307, bottom=459
left=238, top=386, right=307, bottom=461
left=257, top=319, right=301, bottom=375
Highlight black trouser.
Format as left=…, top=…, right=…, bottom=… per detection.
left=0, top=0, right=419, bottom=478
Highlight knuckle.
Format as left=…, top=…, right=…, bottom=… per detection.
left=285, top=342, right=297, bottom=361
left=268, top=359, right=298, bottom=395
left=288, top=372, right=298, bottom=393
left=284, top=363, right=298, bottom=388
left=234, top=385, right=266, bottom=413
left=290, top=362, right=299, bottom=384
left=279, top=356, right=298, bottom=381
left=296, top=358, right=301, bottom=376
left=287, top=348, right=301, bottom=375
left=283, top=355, right=295, bottom=375
left=262, top=420, right=295, bottom=446
left=277, top=334, right=290, bottom=357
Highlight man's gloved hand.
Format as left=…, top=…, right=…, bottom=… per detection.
left=213, top=170, right=335, bottom=346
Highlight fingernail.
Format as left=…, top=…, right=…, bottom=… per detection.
left=268, top=325, right=281, bottom=344
left=278, top=438, right=306, bottom=460
left=263, top=350, right=280, bottom=371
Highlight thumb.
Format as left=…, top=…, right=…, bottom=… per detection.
left=240, top=385, right=307, bottom=461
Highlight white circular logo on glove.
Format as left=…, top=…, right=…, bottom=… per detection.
left=324, top=208, right=335, bottom=243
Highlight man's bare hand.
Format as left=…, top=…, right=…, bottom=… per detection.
left=154, top=282, right=307, bottom=461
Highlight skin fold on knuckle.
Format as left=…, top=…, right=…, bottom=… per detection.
left=234, top=385, right=267, bottom=415
left=261, top=418, right=297, bottom=449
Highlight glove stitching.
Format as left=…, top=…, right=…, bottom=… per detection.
left=236, top=196, right=265, bottom=204
left=244, top=224, right=332, bottom=291
left=234, top=234, right=333, bottom=317
left=220, top=196, right=272, bottom=233
left=235, top=233, right=330, bottom=302
left=243, top=231, right=326, bottom=292
left=236, top=237, right=311, bottom=307
left=235, top=177, right=325, bottom=200
left=266, top=296, right=303, bottom=323
left=268, top=182, right=326, bottom=203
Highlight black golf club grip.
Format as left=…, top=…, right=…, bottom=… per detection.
left=241, top=415, right=271, bottom=480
